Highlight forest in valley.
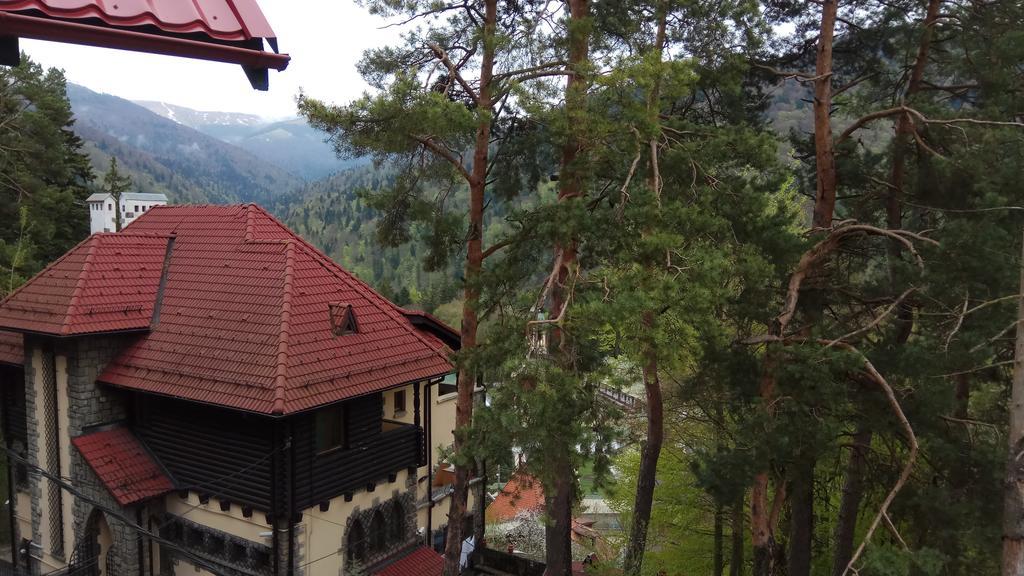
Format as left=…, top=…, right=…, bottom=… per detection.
left=3, top=0, right=1024, bottom=575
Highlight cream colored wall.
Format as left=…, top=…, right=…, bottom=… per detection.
left=430, top=382, right=457, bottom=458
left=164, top=492, right=273, bottom=544
left=383, top=383, right=415, bottom=425
left=55, top=354, right=75, bottom=559
left=15, top=491, right=31, bottom=547
left=297, top=467, right=416, bottom=576
left=29, top=346, right=59, bottom=567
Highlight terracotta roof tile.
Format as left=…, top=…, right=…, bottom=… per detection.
left=373, top=546, right=444, bottom=576
left=96, top=204, right=454, bottom=415
left=72, top=426, right=174, bottom=506
left=0, top=330, right=22, bottom=365
left=0, top=234, right=170, bottom=336
left=486, top=472, right=546, bottom=524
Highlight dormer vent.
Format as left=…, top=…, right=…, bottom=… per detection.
left=329, top=303, right=358, bottom=336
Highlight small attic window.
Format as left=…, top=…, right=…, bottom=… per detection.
left=329, top=303, right=358, bottom=336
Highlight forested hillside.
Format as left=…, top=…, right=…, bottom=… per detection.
left=67, top=83, right=302, bottom=204
left=136, top=100, right=361, bottom=180
left=0, top=55, right=93, bottom=294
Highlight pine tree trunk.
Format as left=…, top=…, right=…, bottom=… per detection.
left=544, top=1, right=589, bottom=574
left=544, top=458, right=574, bottom=576
left=715, top=503, right=725, bottom=576
left=831, top=428, right=871, bottom=576
left=732, top=498, right=744, bottom=576
left=114, top=191, right=122, bottom=232
left=441, top=3, right=496, bottom=574
left=624, top=313, right=663, bottom=576
left=1002, top=230, right=1024, bottom=576
left=811, top=0, right=839, bottom=229
left=623, top=7, right=667, bottom=575
left=788, top=456, right=814, bottom=576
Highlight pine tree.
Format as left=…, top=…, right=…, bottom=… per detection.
left=102, top=157, right=132, bottom=232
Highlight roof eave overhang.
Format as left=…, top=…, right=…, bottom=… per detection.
left=0, top=11, right=289, bottom=90
left=0, top=325, right=150, bottom=339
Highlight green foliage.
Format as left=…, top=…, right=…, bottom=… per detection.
left=0, top=53, right=94, bottom=296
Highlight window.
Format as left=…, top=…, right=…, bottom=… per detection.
left=438, top=373, right=457, bottom=397
left=329, top=303, right=358, bottom=336
left=107, top=204, right=112, bottom=210
left=369, top=510, right=386, bottom=554
left=346, top=520, right=366, bottom=564
left=315, top=404, right=346, bottom=453
left=389, top=502, right=406, bottom=543
left=135, top=205, right=140, bottom=212
left=393, top=390, right=406, bottom=416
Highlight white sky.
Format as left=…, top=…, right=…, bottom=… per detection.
left=21, top=0, right=402, bottom=120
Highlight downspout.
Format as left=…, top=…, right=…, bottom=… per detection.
left=5, top=434, right=16, bottom=568
left=271, top=423, right=280, bottom=576
left=425, top=379, right=434, bottom=548
left=286, top=421, right=295, bottom=576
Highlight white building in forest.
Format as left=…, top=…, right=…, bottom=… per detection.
left=87, top=192, right=168, bottom=234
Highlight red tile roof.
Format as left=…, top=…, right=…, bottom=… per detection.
left=0, top=233, right=170, bottom=336
left=0, top=0, right=277, bottom=42
left=486, top=472, right=546, bottom=524
left=373, top=546, right=444, bottom=576
left=94, top=204, right=454, bottom=415
left=0, top=330, right=22, bottom=365
left=72, top=426, right=174, bottom=506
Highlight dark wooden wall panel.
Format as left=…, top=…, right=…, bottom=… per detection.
left=134, top=395, right=275, bottom=510
left=291, top=393, right=420, bottom=511
left=0, top=365, right=27, bottom=444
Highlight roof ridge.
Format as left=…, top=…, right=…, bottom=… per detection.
left=61, top=234, right=100, bottom=336
left=245, top=205, right=452, bottom=365
left=245, top=203, right=256, bottom=242
left=272, top=240, right=295, bottom=415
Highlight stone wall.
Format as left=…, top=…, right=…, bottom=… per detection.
left=14, top=333, right=143, bottom=575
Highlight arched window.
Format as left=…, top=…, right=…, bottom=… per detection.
left=390, top=501, right=406, bottom=544
left=369, top=510, right=386, bottom=554
left=346, top=520, right=366, bottom=564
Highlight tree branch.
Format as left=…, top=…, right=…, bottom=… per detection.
left=428, top=42, right=479, bottom=101
left=411, top=134, right=474, bottom=184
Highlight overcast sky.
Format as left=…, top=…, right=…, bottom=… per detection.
left=21, top=0, right=402, bottom=120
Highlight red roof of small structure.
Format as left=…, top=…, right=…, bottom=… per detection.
left=72, top=426, right=174, bottom=506
left=0, top=330, right=23, bottom=365
left=0, top=0, right=288, bottom=89
left=91, top=204, right=454, bottom=415
left=373, top=546, right=444, bottom=576
left=0, top=233, right=170, bottom=336
left=486, top=472, right=546, bottom=524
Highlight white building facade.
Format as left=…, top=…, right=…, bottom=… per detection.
left=87, top=192, right=168, bottom=234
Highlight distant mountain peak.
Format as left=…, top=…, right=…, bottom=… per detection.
left=134, top=100, right=265, bottom=129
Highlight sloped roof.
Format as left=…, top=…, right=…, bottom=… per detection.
left=0, top=233, right=171, bottom=336
left=0, top=0, right=288, bottom=89
left=486, top=472, right=546, bottom=524
left=372, top=546, right=443, bottom=576
left=0, top=331, right=22, bottom=365
left=72, top=426, right=174, bottom=506
left=95, top=204, right=453, bottom=415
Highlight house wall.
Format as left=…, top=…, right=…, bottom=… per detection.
left=15, top=335, right=142, bottom=575
left=88, top=196, right=167, bottom=234
left=134, top=396, right=275, bottom=510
